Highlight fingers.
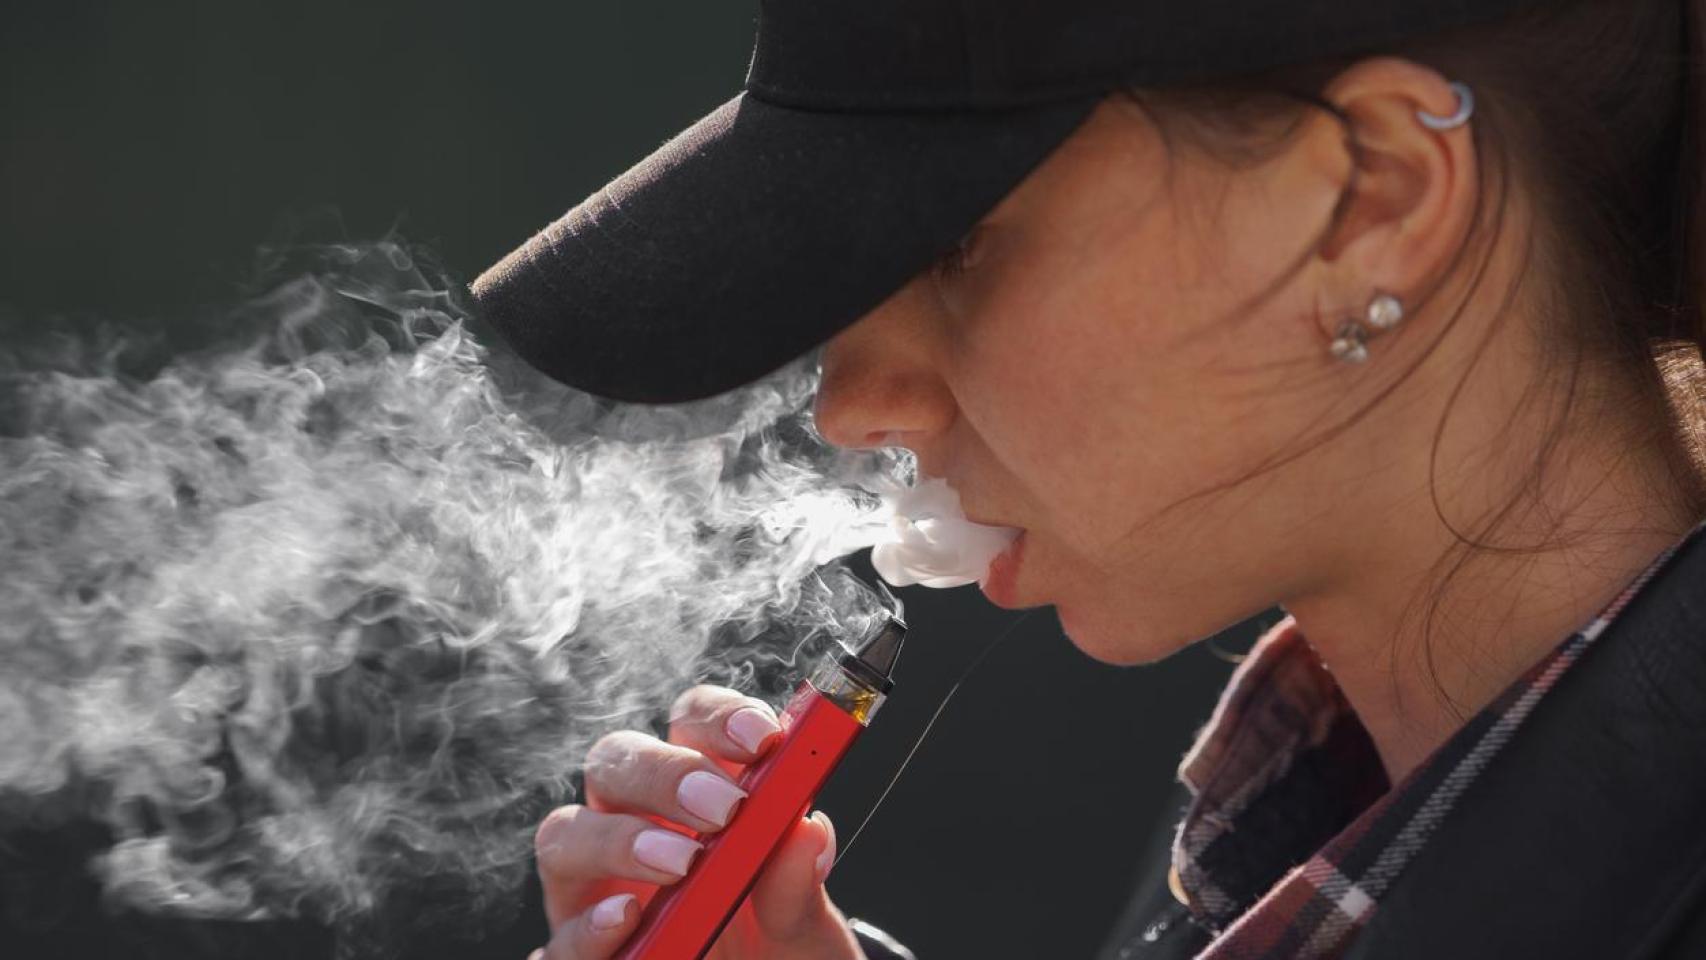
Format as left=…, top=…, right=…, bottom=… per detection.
left=536, top=804, right=704, bottom=919
left=667, top=685, right=783, bottom=763
left=530, top=810, right=845, bottom=960
left=749, top=810, right=837, bottom=942
left=583, top=729, right=750, bottom=832
left=533, top=892, right=643, bottom=960
left=530, top=685, right=792, bottom=960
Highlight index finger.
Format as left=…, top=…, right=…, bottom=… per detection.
left=666, top=685, right=784, bottom=765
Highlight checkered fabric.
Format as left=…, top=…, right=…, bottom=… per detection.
left=1173, top=517, right=1706, bottom=960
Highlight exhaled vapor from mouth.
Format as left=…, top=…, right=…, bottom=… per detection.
left=868, top=477, right=1021, bottom=588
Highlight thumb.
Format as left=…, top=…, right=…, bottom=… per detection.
left=748, top=809, right=837, bottom=941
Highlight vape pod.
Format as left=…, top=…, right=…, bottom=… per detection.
left=613, top=614, right=907, bottom=960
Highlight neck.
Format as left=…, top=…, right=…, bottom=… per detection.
left=1286, top=505, right=1694, bottom=784
left=1283, top=344, right=1702, bottom=784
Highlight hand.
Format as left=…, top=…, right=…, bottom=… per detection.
left=528, top=684, right=869, bottom=960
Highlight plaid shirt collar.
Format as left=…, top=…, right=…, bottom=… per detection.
left=1169, top=517, right=1706, bottom=960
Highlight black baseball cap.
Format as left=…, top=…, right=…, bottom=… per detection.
left=471, top=0, right=1543, bottom=404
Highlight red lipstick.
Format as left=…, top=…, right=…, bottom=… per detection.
left=613, top=614, right=906, bottom=960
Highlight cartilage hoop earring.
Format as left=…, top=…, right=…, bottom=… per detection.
left=1416, top=82, right=1475, bottom=131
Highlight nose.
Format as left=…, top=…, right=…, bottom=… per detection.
left=812, top=279, right=957, bottom=453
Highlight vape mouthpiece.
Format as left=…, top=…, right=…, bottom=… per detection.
left=837, top=614, right=906, bottom=695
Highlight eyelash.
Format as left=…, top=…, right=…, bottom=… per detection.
left=931, top=228, right=982, bottom=280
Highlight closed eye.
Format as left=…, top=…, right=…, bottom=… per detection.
left=929, top=226, right=984, bottom=281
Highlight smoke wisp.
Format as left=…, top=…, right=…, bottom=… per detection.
left=0, top=241, right=909, bottom=953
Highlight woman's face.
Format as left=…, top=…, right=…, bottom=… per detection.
left=815, top=93, right=1381, bottom=665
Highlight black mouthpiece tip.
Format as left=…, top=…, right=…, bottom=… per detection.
left=838, top=614, right=907, bottom=694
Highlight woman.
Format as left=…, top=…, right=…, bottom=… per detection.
left=471, top=0, right=1706, bottom=957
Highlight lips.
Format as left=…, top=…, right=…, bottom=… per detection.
left=978, top=530, right=1026, bottom=608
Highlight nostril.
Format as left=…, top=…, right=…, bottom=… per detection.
left=812, top=384, right=879, bottom=450
left=813, top=350, right=955, bottom=451
left=814, top=405, right=895, bottom=452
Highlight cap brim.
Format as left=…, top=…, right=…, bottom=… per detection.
left=469, top=91, right=1098, bottom=404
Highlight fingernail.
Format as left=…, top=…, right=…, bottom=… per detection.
left=677, top=770, right=747, bottom=827
left=812, top=811, right=836, bottom=883
left=590, top=892, right=636, bottom=931
left=528, top=951, right=544, bottom=960
left=633, top=828, right=702, bottom=877
left=726, top=706, right=781, bottom=753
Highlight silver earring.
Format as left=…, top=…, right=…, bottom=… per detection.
left=1329, top=292, right=1405, bottom=364
left=1416, top=82, right=1475, bottom=131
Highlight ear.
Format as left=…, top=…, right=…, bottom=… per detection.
left=1307, top=57, right=1479, bottom=315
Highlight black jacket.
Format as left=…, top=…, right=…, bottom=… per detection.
left=1096, top=522, right=1706, bottom=960
left=864, top=523, right=1706, bottom=959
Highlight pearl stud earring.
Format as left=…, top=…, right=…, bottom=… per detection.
left=1329, top=292, right=1405, bottom=364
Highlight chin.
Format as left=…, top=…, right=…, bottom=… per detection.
left=1054, top=604, right=1183, bottom=667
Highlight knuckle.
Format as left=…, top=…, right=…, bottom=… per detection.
left=666, top=687, right=698, bottom=723
left=668, top=690, right=773, bottom=749
left=584, top=729, right=651, bottom=779
left=585, top=729, right=713, bottom=815
left=601, top=814, right=647, bottom=873
left=666, top=685, right=712, bottom=725
left=535, top=804, right=584, bottom=856
left=669, top=684, right=743, bottom=724
left=643, top=748, right=705, bottom=804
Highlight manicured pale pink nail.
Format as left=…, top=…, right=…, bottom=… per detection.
left=812, top=811, right=836, bottom=883
left=590, top=892, right=636, bottom=931
left=677, top=770, right=746, bottom=827
left=633, top=828, right=702, bottom=877
left=726, top=706, right=781, bottom=753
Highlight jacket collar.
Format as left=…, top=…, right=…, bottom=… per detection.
left=1167, top=517, right=1706, bottom=958
left=1342, top=520, right=1706, bottom=959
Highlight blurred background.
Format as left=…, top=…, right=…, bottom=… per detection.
left=0, top=2, right=1271, bottom=957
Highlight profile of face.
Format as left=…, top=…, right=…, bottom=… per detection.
left=814, top=58, right=1494, bottom=666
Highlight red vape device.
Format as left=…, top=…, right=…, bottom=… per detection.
left=612, top=614, right=907, bottom=960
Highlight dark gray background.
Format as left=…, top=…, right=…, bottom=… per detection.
left=0, top=2, right=1272, bottom=957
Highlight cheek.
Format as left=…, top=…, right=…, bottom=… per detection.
left=943, top=210, right=1308, bottom=578
left=945, top=232, right=1225, bottom=547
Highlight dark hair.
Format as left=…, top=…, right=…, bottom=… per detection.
left=1127, top=0, right=1706, bottom=716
